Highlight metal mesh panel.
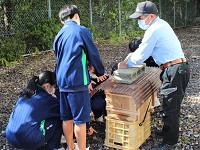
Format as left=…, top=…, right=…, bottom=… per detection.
left=0, top=0, right=198, bottom=55
left=91, top=0, right=118, bottom=38
left=154, top=0, right=197, bottom=28
left=159, top=0, right=176, bottom=27
left=175, top=2, right=187, bottom=27
left=186, top=0, right=197, bottom=26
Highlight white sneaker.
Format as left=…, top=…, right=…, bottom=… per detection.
left=76, top=143, right=89, bottom=150
left=154, top=96, right=161, bottom=107
left=96, top=115, right=104, bottom=122
left=74, top=143, right=79, bottom=150
left=66, top=143, right=89, bottom=150
left=54, top=148, right=65, bottom=150
left=61, top=135, right=66, bottom=143
left=67, top=143, right=78, bottom=150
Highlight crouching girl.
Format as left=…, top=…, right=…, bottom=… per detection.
left=6, top=71, right=63, bottom=150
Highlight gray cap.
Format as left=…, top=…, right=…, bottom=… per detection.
left=130, top=1, right=158, bottom=19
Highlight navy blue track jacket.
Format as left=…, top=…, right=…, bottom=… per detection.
left=6, top=87, right=60, bottom=149
left=53, top=20, right=105, bottom=92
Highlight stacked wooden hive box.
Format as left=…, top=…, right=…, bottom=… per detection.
left=103, top=64, right=161, bottom=150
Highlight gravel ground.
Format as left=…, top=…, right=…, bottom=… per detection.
left=0, top=26, right=200, bottom=150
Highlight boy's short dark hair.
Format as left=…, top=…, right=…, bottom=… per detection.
left=59, top=5, right=80, bottom=22
left=129, top=37, right=143, bottom=52
left=111, top=63, right=118, bottom=75
left=110, top=36, right=158, bottom=74
left=128, top=36, right=158, bottom=67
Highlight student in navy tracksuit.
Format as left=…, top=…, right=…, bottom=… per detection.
left=6, top=71, right=63, bottom=150
left=88, top=63, right=107, bottom=120
left=53, top=5, right=108, bottom=150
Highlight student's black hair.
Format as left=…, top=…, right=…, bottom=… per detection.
left=20, top=71, right=56, bottom=98
left=59, top=5, right=80, bottom=22
left=129, top=37, right=143, bottom=52
left=128, top=36, right=159, bottom=67
left=111, top=63, right=118, bottom=75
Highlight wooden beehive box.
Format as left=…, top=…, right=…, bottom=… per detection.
left=105, top=67, right=161, bottom=117
left=106, top=95, right=154, bottom=121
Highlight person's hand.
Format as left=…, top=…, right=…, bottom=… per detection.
left=88, top=80, right=96, bottom=93
left=118, top=61, right=128, bottom=69
left=97, top=74, right=109, bottom=82
left=87, top=126, right=97, bottom=135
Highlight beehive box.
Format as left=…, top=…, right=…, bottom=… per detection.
left=106, top=94, right=154, bottom=122
left=105, top=112, right=151, bottom=150
left=104, top=67, right=161, bottom=116
left=106, top=93, right=155, bottom=119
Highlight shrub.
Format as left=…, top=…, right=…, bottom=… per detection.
left=24, top=18, right=61, bottom=52
left=0, top=58, right=9, bottom=67
left=0, top=37, right=26, bottom=66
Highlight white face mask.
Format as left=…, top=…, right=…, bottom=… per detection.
left=48, top=87, right=55, bottom=95
left=138, top=15, right=150, bottom=30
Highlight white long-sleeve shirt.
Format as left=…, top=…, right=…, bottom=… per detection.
left=127, top=17, right=185, bottom=67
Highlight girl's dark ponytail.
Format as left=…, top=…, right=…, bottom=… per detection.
left=19, top=71, right=56, bottom=98
left=20, top=76, right=39, bottom=98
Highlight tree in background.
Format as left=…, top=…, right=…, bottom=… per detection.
left=1, top=0, right=13, bottom=35
left=0, top=0, right=197, bottom=66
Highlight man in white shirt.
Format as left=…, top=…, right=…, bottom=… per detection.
left=118, top=1, right=190, bottom=150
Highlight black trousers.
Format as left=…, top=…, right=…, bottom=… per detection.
left=159, top=62, right=190, bottom=145
left=91, top=91, right=106, bottom=119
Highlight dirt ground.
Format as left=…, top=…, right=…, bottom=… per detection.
left=0, top=26, right=200, bottom=150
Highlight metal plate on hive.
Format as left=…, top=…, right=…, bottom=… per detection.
left=112, top=63, right=146, bottom=84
